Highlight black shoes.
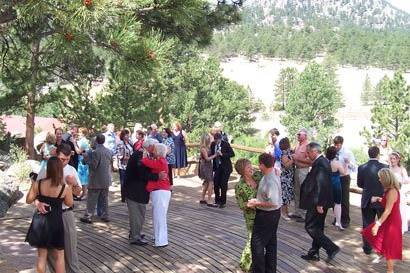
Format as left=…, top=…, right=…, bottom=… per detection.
left=219, top=204, right=226, bottom=208
left=199, top=200, right=207, bottom=205
left=363, top=249, right=372, bottom=255
left=301, top=253, right=320, bottom=261
left=130, top=239, right=148, bottom=246
left=207, top=203, right=219, bottom=208
left=101, top=218, right=110, bottom=223
left=326, top=247, right=340, bottom=263
left=80, top=217, right=92, bottom=224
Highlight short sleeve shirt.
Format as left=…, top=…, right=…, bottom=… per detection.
left=256, top=171, right=282, bottom=211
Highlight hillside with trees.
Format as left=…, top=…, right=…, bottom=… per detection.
left=209, top=0, right=410, bottom=69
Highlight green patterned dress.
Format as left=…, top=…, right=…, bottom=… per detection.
left=235, top=171, right=262, bottom=273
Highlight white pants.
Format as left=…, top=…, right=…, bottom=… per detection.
left=151, top=190, right=171, bottom=246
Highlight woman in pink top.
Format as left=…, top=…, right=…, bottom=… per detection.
left=141, top=143, right=171, bottom=247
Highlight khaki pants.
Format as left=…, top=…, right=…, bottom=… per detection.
left=293, top=167, right=309, bottom=218
left=47, top=210, right=81, bottom=273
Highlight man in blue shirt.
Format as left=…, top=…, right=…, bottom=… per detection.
left=269, top=128, right=282, bottom=161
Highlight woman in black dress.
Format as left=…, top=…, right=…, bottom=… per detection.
left=26, top=157, right=73, bottom=273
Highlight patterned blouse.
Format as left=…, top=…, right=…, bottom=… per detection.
left=235, top=171, right=263, bottom=232
left=163, top=137, right=176, bottom=165
left=116, top=140, right=133, bottom=170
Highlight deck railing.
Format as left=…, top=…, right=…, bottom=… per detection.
left=185, top=142, right=363, bottom=195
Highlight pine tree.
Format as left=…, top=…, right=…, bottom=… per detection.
left=281, top=62, right=343, bottom=144
left=0, top=1, right=240, bottom=158
left=361, top=74, right=373, bottom=106
left=272, top=67, right=298, bottom=111
left=369, top=72, right=410, bottom=163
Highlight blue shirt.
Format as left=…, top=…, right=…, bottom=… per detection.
left=274, top=142, right=282, bottom=161
left=103, top=131, right=117, bottom=154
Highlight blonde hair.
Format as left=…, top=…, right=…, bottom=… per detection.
left=378, top=168, right=401, bottom=191
left=79, top=127, right=88, bottom=137
left=45, top=132, right=56, bottom=144
left=234, top=158, right=252, bottom=176
left=200, top=133, right=211, bottom=149
left=174, top=121, right=182, bottom=131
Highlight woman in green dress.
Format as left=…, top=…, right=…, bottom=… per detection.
left=234, top=158, right=262, bottom=272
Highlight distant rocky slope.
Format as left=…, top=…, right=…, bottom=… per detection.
left=245, top=0, right=410, bottom=29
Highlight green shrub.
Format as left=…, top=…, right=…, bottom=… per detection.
left=351, top=147, right=368, bottom=166
left=9, top=144, right=28, bottom=163
left=233, top=135, right=266, bottom=166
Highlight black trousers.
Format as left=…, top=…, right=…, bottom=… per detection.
left=305, top=207, right=338, bottom=255
left=251, top=209, right=280, bottom=273
left=361, top=206, right=384, bottom=253
left=213, top=167, right=231, bottom=205
left=119, top=169, right=126, bottom=202
left=340, top=175, right=351, bottom=226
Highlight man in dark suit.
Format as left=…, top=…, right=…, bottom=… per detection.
left=357, top=146, right=387, bottom=254
left=210, top=132, right=235, bottom=208
left=300, top=142, right=339, bottom=262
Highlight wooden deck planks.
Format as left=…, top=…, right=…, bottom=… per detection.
left=1, top=175, right=409, bottom=273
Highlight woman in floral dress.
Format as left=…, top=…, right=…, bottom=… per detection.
left=234, top=159, right=262, bottom=272
left=279, top=137, right=295, bottom=220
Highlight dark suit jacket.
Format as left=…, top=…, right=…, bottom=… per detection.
left=210, top=140, right=235, bottom=173
left=300, top=155, right=334, bottom=210
left=123, top=151, right=159, bottom=204
left=357, top=159, right=388, bottom=209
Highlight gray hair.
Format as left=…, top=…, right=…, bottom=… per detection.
left=142, top=138, right=159, bottom=148
left=307, top=142, right=321, bottom=153
left=154, top=143, right=168, bottom=158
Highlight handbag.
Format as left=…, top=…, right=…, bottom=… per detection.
left=25, top=210, right=49, bottom=247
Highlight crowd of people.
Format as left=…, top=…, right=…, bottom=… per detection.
left=233, top=128, right=407, bottom=273
left=24, top=121, right=408, bottom=273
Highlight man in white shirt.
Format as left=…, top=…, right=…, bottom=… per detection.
left=333, top=136, right=357, bottom=228
left=247, top=153, right=282, bottom=273
left=36, top=144, right=82, bottom=273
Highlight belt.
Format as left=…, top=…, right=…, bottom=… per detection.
left=62, top=207, right=74, bottom=212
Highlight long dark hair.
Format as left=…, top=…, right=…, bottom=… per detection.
left=163, top=127, right=173, bottom=138
left=46, top=157, right=64, bottom=187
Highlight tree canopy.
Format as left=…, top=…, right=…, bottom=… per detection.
left=0, top=0, right=241, bottom=157
left=365, top=72, right=410, bottom=165
left=281, top=62, right=343, bottom=144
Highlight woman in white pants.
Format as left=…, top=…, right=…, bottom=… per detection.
left=142, top=143, right=172, bottom=247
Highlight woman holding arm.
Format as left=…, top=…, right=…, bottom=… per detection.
left=234, top=158, right=262, bottom=273
left=198, top=133, right=218, bottom=206
left=26, top=157, right=73, bottom=273
left=362, top=168, right=402, bottom=273
left=326, top=146, right=348, bottom=230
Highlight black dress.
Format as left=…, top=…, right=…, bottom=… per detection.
left=26, top=181, right=65, bottom=250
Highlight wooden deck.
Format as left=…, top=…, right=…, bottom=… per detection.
left=1, top=175, right=409, bottom=273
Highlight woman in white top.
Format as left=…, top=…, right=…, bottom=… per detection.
left=389, top=152, right=410, bottom=233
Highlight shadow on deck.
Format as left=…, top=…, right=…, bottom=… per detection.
left=0, top=175, right=409, bottom=273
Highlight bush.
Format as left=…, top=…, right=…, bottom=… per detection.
left=7, top=144, right=31, bottom=183
left=233, top=135, right=266, bottom=166
left=351, top=147, right=368, bottom=166
left=9, top=144, right=27, bottom=163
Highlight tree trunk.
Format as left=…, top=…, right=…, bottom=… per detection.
left=25, top=92, right=36, bottom=159
left=25, top=40, right=40, bottom=159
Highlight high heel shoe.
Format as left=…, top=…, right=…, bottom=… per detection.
left=335, top=223, right=345, bottom=231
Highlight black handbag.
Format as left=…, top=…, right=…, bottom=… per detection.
left=25, top=210, right=49, bottom=247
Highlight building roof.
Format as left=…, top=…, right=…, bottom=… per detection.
left=1, top=115, right=63, bottom=137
